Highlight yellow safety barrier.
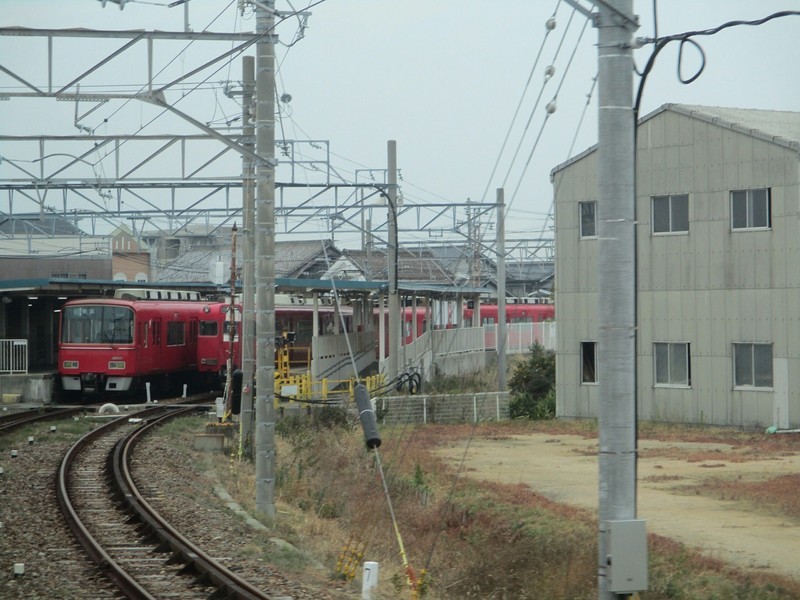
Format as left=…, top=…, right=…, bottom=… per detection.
left=272, top=372, right=386, bottom=408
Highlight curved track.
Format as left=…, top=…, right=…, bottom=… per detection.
left=57, top=403, right=273, bottom=599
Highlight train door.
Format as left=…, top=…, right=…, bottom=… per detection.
left=187, top=317, right=198, bottom=367
left=138, top=319, right=155, bottom=375
left=150, top=318, right=163, bottom=372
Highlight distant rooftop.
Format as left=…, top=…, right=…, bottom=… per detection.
left=0, top=213, right=85, bottom=236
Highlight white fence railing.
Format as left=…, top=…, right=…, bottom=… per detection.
left=378, top=322, right=557, bottom=386
left=378, top=391, right=510, bottom=425
left=483, top=321, right=557, bottom=353
left=0, top=339, right=28, bottom=374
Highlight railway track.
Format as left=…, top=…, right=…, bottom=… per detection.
left=0, top=406, right=83, bottom=435
left=56, top=401, right=275, bottom=599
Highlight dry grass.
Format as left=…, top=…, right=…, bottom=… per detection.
left=193, top=416, right=800, bottom=599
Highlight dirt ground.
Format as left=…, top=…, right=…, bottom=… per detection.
left=437, top=432, right=800, bottom=582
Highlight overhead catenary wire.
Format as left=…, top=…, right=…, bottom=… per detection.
left=537, top=72, right=597, bottom=243
left=507, top=14, right=590, bottom=216
left=479, top=0, right=562, bottom=204
left=499, top=4, right=577, bottom=195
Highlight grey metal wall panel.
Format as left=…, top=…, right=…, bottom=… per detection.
left=555, top=105, right=800, bottom=427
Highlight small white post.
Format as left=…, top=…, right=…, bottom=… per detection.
left=362, top=561, right=379, bottom=599
left=145, top=381, right=151, bottom=403
left=183, top=383, right=188, bottom=398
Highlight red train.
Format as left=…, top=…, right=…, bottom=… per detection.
left=57, top=291, right=350, bottom=398
left=465, top=301, right=554, bottom=325
left=376, top=300, right=555, bottom=345
left=58, top=291, right=240, bottom=398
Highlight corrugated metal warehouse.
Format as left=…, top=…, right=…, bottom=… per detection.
left=553, top=103, right=800, bottom=429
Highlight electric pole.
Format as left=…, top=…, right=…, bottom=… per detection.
left=240, top=55, right=255, bottom=456
left=592, top=0, right=647, bottom=597
left=496, top=188, right=507, bottom=391
left=254, top=0, right=276, bottom=517
left=387, top=140, right=400, bottom=382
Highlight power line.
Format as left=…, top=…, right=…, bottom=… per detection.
left=479, top=0, right=562, bottom=203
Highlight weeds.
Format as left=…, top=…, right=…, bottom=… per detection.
left=182, top=415, right=800, bottom=599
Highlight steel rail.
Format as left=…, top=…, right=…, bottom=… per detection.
left=56, top=404, right=169, bottom=599
left=117, top=408, right=274, bottom=599
left=0, top=407, right=82, bottom=435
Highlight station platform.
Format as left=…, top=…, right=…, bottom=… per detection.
left=0, top=370, right=56, bottom=405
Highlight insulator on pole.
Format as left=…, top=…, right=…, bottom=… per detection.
left=354, top=384, right=381, bottom=449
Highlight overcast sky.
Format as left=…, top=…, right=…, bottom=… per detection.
left=1, top=1, right=799, bottom=248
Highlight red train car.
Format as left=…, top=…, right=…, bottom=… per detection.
left=58, top=293, right=232, bottom=397
left=196, top=300, right=241, bottom=387
left=465, top=302, right=555, bottom=325
left=375, top=300, right=555, bottom=347
left=58, top=291, right=352, bottom=398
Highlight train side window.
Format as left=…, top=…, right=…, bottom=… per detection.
left=167, top=321, right=185, bottom=346
left=295, top=321, right=313, bottom=345
left=152, top=321, right=161, bottom=346
left=483, top=317, right=496, bottom=325
left=200, top=320, right=218, bottom=336
left=224, top=320, right=238, bottom=341
left=142, top=322, right=149, bottom=348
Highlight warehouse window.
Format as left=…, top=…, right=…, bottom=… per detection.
left=581, top=341, right=597, bottom=383
left=579, top=201, right=596, bottom=238
left=733, top=343, right=773, bottom=388
left=731, top=188, right=771, bottom=230
left=654, top=342, right=690, bottom=386
left=652, top=194, right=689, bottom=234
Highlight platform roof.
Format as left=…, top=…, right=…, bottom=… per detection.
left=0, top=277, right=487, bottom=300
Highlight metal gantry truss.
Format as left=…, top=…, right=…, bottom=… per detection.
left=0, top=25, right=553, bottom=262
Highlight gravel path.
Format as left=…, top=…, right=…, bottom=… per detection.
left=438, top=432, right=800, bottom=582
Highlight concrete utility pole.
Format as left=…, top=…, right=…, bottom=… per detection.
left=240, top=55, right=255, bottom=456
left=592, top=0, right=647, bottom=597
left=254, top=0, right=276, bottom=517
left=496, top=188, right=507, bottom=391
left=387, top=140, right=400, bottom=382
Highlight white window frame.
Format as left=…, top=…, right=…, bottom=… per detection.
left=580, top=341, right=597, bottom=384
left=653, top=342, right=691, bottom=387
left=730, top=188, right=771, bottom=231
left=651, top=194, right=689, bottom=235
left=733, top=343, right=773, bottom=389
left=579, top=201, right=597, bottom=238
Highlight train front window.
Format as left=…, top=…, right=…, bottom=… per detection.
left=61, top=305, right=134, bottom=344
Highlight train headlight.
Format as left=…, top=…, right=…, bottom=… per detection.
left=62, top=360, right=79, bottom=369
left=108, top=361, right=126, bottom=370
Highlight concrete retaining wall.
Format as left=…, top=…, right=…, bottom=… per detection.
left=0, top=373, right=54, bottom=404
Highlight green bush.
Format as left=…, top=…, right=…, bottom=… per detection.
left=509, top=343, right=556, bottom=420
